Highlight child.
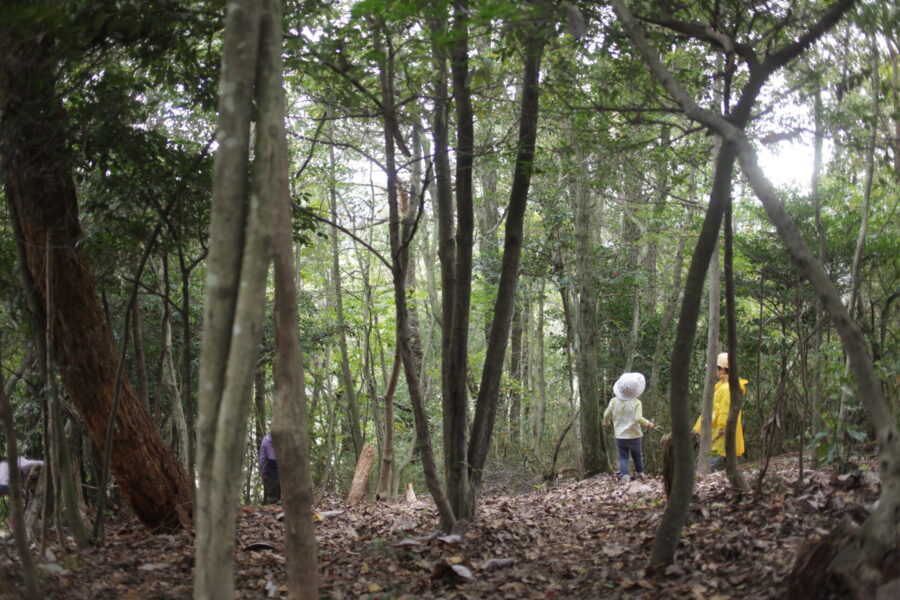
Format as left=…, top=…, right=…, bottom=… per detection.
left=0, top=455, right=44, bottom=495
left=603, top=372, right=654, bottom=482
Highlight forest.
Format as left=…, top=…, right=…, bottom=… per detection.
left=0, top=0, right=898, bottom=598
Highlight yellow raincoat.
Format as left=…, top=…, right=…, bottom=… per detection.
left=693, top=378, right=746, bottom=456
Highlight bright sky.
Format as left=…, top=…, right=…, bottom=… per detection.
left=757, top=140, right=820, bottom=191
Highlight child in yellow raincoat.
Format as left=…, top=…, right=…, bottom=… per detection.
left=693, top=352, right=745, bottom=471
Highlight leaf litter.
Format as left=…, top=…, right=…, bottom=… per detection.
left=11, top=455, right=892, bottom=598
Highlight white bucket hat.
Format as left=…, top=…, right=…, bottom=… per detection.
left=716, top=352, right=730, bottom=369
left=613, top=372, right=646, bottom=399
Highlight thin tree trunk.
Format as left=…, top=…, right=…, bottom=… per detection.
left=132, top=294, right=150, bottom=412
left=623, top=213, right=644, bottom=372
left=376, top=348, right=401, bottom=500
left=888, top=39, right=900, bottom=180
left=722, top=199, right=748, bottom=489
left=848, top=35, right=879, bottom=317
left=838, top=35, right=879, bottom=457
left=573, top=162, right=607, bottom=477
left=697, top=239, right=720, bottom=476
left=426, top=11, right=456, bottom=466
left=508, top=303, right=524, bottom=448
left=648, top=208, right=690, bottom=421
left=531, top=283, right=547, bottom=456
left=466, top=19, right=547, bottom=519
left=254, top=367, right=267, bottom=460
left=795, top=279, right=812, bottom=486
left=811, top=87, right=825, bottom=453
left=0, top=363, right=41, bottom=599
left=51, top=378, right=91, bottom=548
left=194, top=0, right=271, bottom=595
left=444, top=0, right=476, bottom=521
left=328, top=143, right=364, bottom=460
left=264, top=0, right=319, bottom=589
left=159, top=261, right=188, bottom=470
left=386, top=22, right=456, bottom=530
left=552, top=233, right=584, bottom=476
left=178, top=248, right=197, bottom=482
left=45, top=265, right=68, bottom=551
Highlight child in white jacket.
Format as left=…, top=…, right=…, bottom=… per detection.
left=603, top=372, right=654, bottom=482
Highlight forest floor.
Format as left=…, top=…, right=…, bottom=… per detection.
left=2, top=454, right=887, bottom=599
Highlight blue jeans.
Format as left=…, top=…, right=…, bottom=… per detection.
left=616, top=437, right=644, bottom=478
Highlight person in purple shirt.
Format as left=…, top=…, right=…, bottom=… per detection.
left=258, top=432, right=280, bottom=504
left=0, top=456, right=44, bottom=496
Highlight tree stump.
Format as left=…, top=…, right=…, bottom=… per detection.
left=347, top=444, right=376, bottom=505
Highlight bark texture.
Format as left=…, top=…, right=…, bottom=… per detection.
left=347, top=444, right=377, bottom=506
left=265, top=0, right=319, bottom=588
left=194, top=0, right=270, bottom=596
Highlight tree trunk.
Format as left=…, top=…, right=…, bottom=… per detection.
left=51, top=378, right=91, bottom=548
left=254, top=367, right=267, bottom=460
left=615, top=0, right=885, bottom=584
left=811, top=87, right=825, bottom=453
left=1, top=27, right=192, bottom=534
left=177, top=248, right=198, bottom=482
left=508, top=303, right=524, bottom=448
left=697, top=239, right=720, bottom=475
left=0, top=370, right=41, bottom=599
left=444, top=0, right=477, bottom=521
left=552, top=232, right=584, bottom=477
left=392, top=21, right=457, bottom=530
left=888, top=40, right=900, bottom=180
left=722, top=200, right=748, bottom=489
left=648, top=208, right=690, bottom=421
left=194, top=0, right=271, bottom=596
left=376, top=349, right=401, bottom=500
left=347, top=444, right=377, bottom=505
left=738, top=138, right=900, bottom=599
left=466, top=20, right=546, bottom=518
left=131, top=295, right=151, bottom=412
left=837, top=37, right=880, bottom=455
left=848, top=34, right=879, bottom=317
left=531, top=283, right=547, bottom=456
left=265, top=0, right=319, bottom=589
left=572, top=155, right=607, bottom=477
left=159, top=262, right=188, bottom=470
left=329, top=143, right=364, bottom=460
left=426, top=12, right=456, bottom=478
left=623, top=213, right=644, bottom=372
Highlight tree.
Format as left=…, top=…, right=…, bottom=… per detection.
left=195, top=0, right=274, bottom=595
left=1, top=0, right=193, bottom=533
left=265, top=0, right=319, bottom=591
left=613, top=3, right=898, bottom=588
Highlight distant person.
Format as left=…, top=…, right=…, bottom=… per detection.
left=0, top=455, right=44, bottom=496
left=693, top=352, right=746, bottom=471
left=604, top=372, right=655, bottom=482
left=258, top=432, right=280, bottom=504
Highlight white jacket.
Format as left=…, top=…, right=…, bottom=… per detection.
left=603, top=397, right=651, bottom=439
